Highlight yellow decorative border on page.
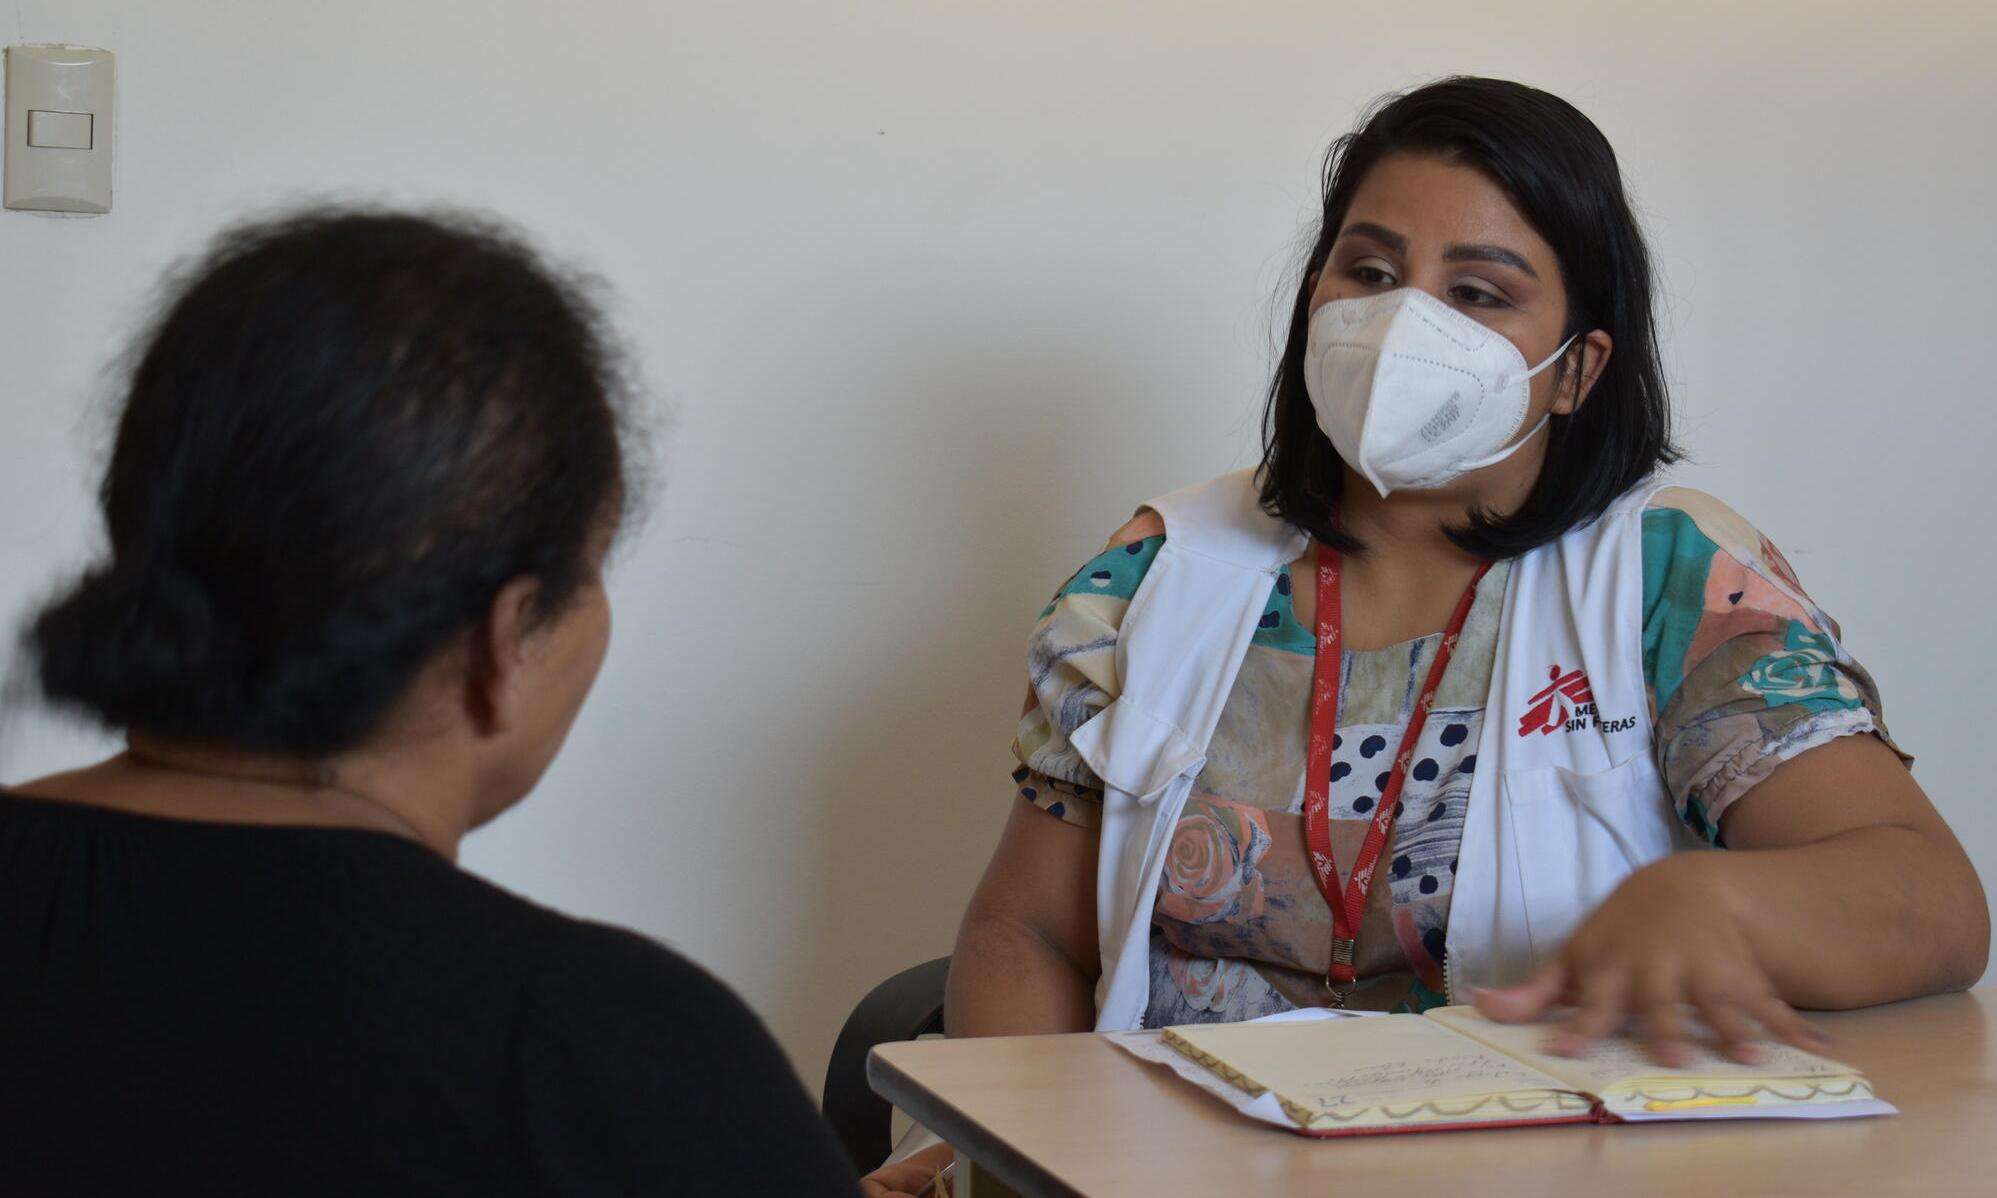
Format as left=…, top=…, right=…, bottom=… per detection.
left=1620, top=1079, right=1875, bottom=1113
left=1161, top=1029, right=1594, bottom=1129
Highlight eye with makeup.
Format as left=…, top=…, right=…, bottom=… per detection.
left=1448, top=279, right=1512, bottom=309
left=1346, top=256, right=1398, bottom=288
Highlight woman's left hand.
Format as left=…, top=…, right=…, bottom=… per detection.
left=1470, top=852, right=1830, bottom=1066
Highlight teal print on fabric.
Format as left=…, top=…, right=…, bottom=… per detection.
left=1683, top=792, right=1722, bottom=846
left=1640, top=508, right=1719, bottom=713
left=1400, top=976, right=1452, bottom=1014
left=1255, top=563, right=1315, bottom=655
left=1042, top=535, right=1315, bottom=653
left=1041, top=534, right=1165, bottom=616
left=1738, top=621, right=1863, bottom=715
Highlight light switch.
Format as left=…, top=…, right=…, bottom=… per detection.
left=5, top=45, right=115, bottom=214
left=27, top=109, right=92, bottom=150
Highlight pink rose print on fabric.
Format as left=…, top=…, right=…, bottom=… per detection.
left=1155, top=798, right=1272, bottom=926
left=1163, top=945, right=1258, bottom=1013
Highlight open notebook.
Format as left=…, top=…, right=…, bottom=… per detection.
left=1147, top=1006, right=1891, bottom=1136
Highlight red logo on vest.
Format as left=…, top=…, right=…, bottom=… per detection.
left=1518, top=664, right=1595, bottom=737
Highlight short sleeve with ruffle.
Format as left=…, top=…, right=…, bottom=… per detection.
left=1007, top=536, right=1166, bottom=826
left=1642, top=488, right=1909, bottom=843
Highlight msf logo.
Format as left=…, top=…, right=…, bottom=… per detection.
left=1518, top=665, right=1595, bottom=737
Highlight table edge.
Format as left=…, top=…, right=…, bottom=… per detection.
left=868, top=1044, right=1085, bottom=1198
left=867, top=988, right=1997, bottom=1194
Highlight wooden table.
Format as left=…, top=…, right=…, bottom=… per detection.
left=870, top=988, right=1997, bottom=1197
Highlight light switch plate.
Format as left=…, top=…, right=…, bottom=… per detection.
left=5, top=44, right=115, bottom=213
left=28, top=109, right=94, bottom=150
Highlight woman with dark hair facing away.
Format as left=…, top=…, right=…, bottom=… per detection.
left=2, top=212, right=859, bottom=1196
left=867, top=77, right=1987, bottom=1194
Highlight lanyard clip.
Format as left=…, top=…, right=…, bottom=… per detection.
left=1330, top=937, right=1356, bottom=970
left=1325, top=937, right=1357, bottom=1008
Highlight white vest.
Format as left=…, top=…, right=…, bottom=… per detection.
left=1070, top=470, right=1705, bottom=1031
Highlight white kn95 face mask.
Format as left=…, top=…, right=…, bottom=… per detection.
left=1304, top=287, right=1576, bottom=497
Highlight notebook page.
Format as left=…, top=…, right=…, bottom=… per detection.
left=1422, top=1005, right=1869, bottom=1109
left=1162, top=1012, right=1584, bottom=1129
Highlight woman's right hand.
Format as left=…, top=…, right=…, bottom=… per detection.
left=860, top=1142, right=954, bottom=1197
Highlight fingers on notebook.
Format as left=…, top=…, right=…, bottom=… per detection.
left=1751, top=990, right=1832, bottom=1052
left=1468, top=962, right=1564, bottom=1023
left=1682, top=971, right=1826, bottom=1062
left=1567, top=976, right=1825, bottom=1065
left=1548, top=968, right=1630, bottom=1056
left=1636, top=986, right=1697, bottom=1067
left=1692, top=989, right=1769, bottom=1065
left=1474, top=958, right=1832, bottom=1066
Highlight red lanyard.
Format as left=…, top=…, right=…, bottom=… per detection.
left=1302, top=544, right=1490, bottom=1005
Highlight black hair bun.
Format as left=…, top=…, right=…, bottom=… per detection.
left=31, top=561, right=248, bottom=738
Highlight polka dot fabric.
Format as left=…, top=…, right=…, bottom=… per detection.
left=1322, top=708, right=1480, bottom=943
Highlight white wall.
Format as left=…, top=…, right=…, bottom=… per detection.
left=5, top=1, right=1993, bottom=1091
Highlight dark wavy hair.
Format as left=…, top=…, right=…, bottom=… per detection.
left=26, top=209, right=638, bottom=755
left=1259, top=76, right=1679, bottom=557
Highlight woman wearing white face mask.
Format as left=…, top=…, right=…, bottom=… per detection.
left=865, top=75, right=1988, bottom=1197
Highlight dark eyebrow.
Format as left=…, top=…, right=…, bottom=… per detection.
left=1338, top=221, right=1406, bottom=255
left=1444, top=242, right=1538, bottom=279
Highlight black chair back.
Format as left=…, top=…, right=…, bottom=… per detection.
left=822, top=955, right=952, bottom=1170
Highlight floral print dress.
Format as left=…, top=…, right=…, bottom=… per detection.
left=1011, top=487, right=1904, bottom=1026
